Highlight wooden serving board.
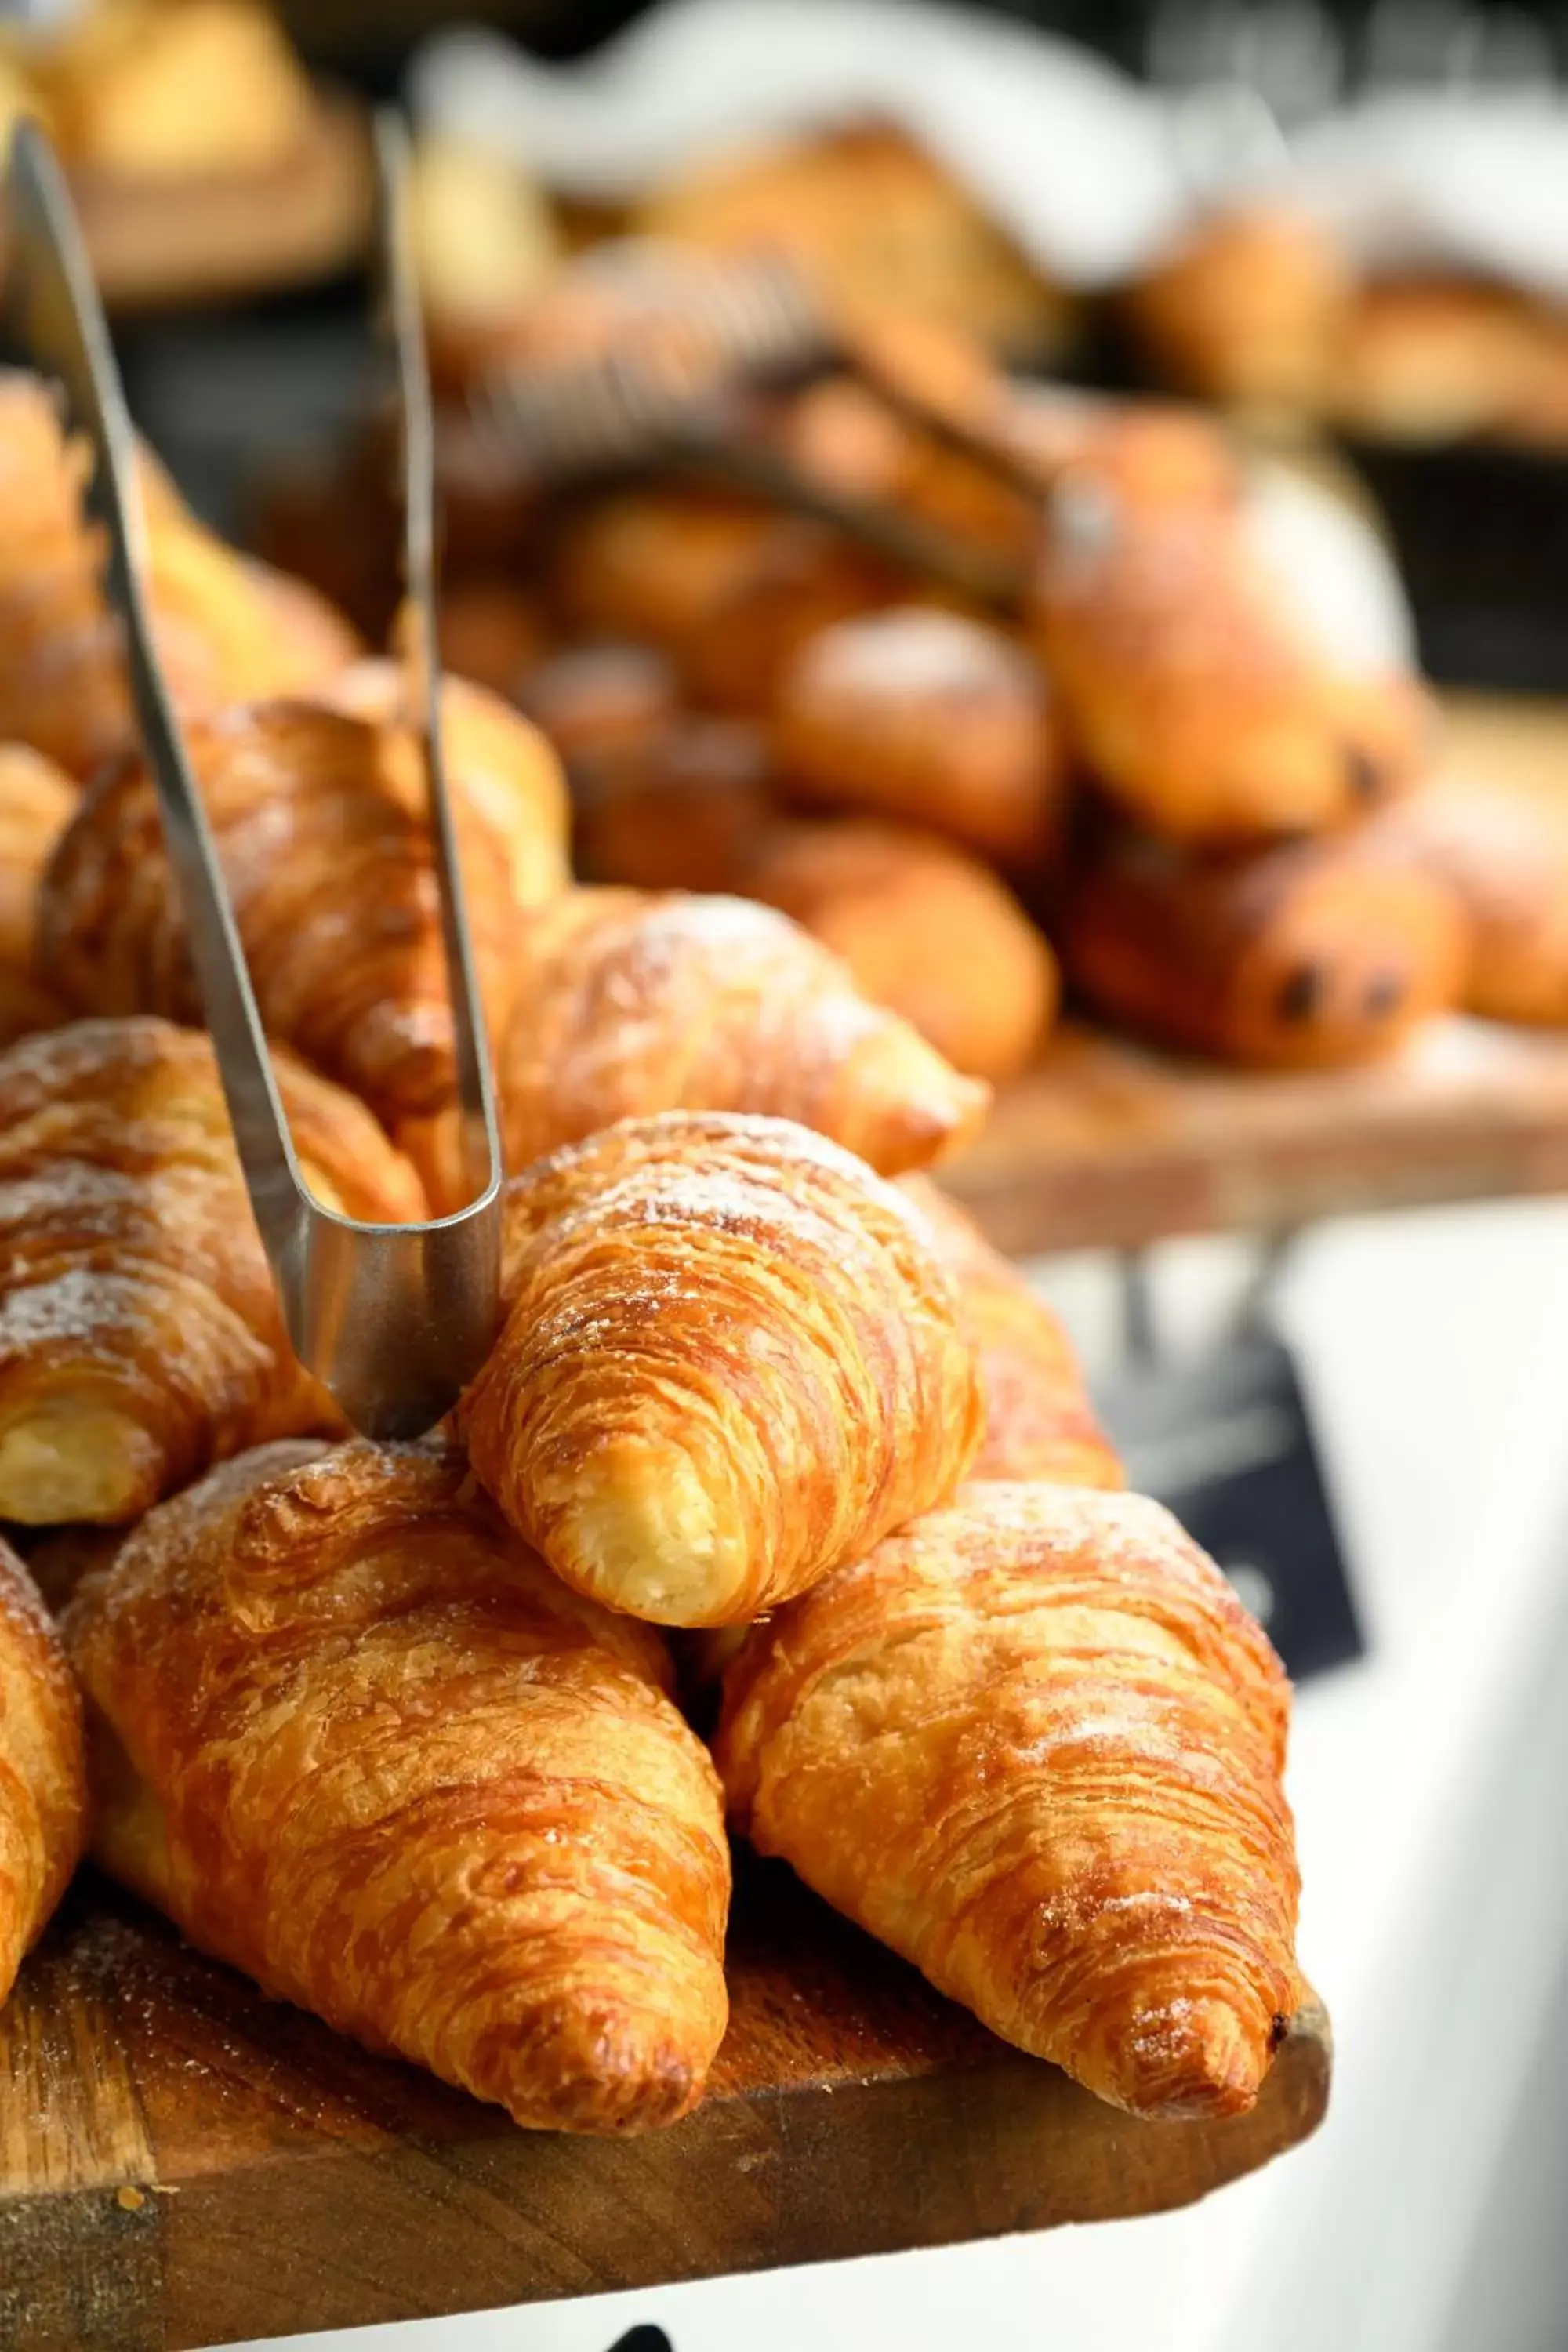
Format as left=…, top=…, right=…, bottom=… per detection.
left=946, top=1014, right=1568, bottom=1258
left=0, top=1859, right=1329, bottom=2352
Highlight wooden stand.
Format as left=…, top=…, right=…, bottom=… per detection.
left=1, top=1864, right=1329, bottom=2351
left=947, top=1014, right=1568, bottom=1258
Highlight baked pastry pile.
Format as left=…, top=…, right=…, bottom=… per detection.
left=1123, top=200, right=1568, bottom=456
left=308, top=233, right=1553, bottom=1080
left=0, top=354, right=1308, bottom=2145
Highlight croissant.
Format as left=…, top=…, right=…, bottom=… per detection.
left=456, top=1112, right=985, bottom=1627
left=1062, top=823, right=1465, bottom=1069
left=1032, top=484, right=1432, bottom=844
left=736, top=818, right=1057, bottom=1083
left=901, top=1178, right=1121, bottom=1486
left=773, top=608, right=1064, bottom=866
left=407, top=887, right=988, bottom=1200
left=715, top=1481, right=1302, bottom=2118
left=38, top=695, right=564, bottom=1130
left=1363, top=781, right=1568, bottom=1025
left=63, top=1437, right=730, bottom=2132
left=0, top=1538, right=85, bottom=2012
left=0, top=372, right=360, bottom=778
left=317, top=660, right=571, bottom=913
left=0, top=742, right=76, bottom=976
left=0, top=1015, right=425, bottom=1526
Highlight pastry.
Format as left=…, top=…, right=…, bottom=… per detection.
left=42, top=0, right=314, bottom=181
left=548, top=492, right=892, bottom=715
left=901, top=1177, right=1121, bottom=1486
left=0, top=372, right=361, bottom=778
left=0, top=742, right=75, bottom=975
left=1363, top=779, right=1568, bottom=1023
left=1124, top=204, right=1350, bottom=414
left=773, top=608, right=1064, bottom=866
left=575, top=717, right=777, bottom=895
left=0, top=1538, right=85, bottom=2012
left=715, top=1480, right=1301, bottom=2118
left=1330, top=275, right=1550, bottom=447
left=736, top=818, right=1056, bottom=1082
left=38, top=693, right=565, bottom=1130
left=998, top=385, right=1242, bottom=515
left=435, top=579, right=554, bottom=702
left=239, top=554, right=364, bottom=687
left=1062, top=823, right=1464, bottom=1069
left=0, top=1016, right=424, bottom=1525
left=517, top=641, right=681, bottom=779
left=456, top=1111, right=984, bottom=1627
left=1033, top=485, right=1431, bottom=843
left=317, top=660, right=571, bottom=913
left=634, top=124, right=1067, bottom=357
left=407, top=887, right=988, bottom=1197
left=63, top=1437, right=730, bottom=2132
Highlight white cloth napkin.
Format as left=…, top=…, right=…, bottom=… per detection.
left=1284, top=93, right=1568, bottom=307
left=408, top=0, right=1186, bottom=290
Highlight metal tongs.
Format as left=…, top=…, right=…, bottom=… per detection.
left=463, top=247, right=1032, bottom=613
left=8, top=115, right=503, bottom=1439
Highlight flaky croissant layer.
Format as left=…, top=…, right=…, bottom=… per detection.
left=64, top=1439, right=731, bottom=2133
left=458, top=1112, right=985, bottom=1627
left=899, top=1178, right=1122, bottom=1487
left=0, top=1537, right=86, bottom=2009
left=38, top=696, right=563, bottom=1131
left=717, top=1482, right=1301, bottom=2119
left=0, top=1017, right=425, bottom=1525
left=416, top=887, right=988, bottom=1207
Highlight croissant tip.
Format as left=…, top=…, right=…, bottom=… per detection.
left=1114, top=1993, right=1273, bottom=2122
left=495, top=2003, right=710, bottom=2136
left=0, top=1406, right=158, bottom=1527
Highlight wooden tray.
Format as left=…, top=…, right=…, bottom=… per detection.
left=946, top=694, right=1568, bottom=1257
left=1, top=1860, right=1329, bottom=2352
left=946, top=1014, right=1568, bottom=1258
left=0, top=94, right=373, bottom=313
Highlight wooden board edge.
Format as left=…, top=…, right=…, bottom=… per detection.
left=2, top=2009, right=1328, bottom=2350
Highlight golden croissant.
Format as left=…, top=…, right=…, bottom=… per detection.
left=316, top=659, right=571, bottom=912
left=773, top=607, right=1065, bottom=867
left=456, top=1112, right=985, bottom=1627
left=716, top=1480, right=1302, bottom=2118
left=0, top=1537, right=86, bottom=2011
left=1033, top=482, right=1430, bottom=844
left=409, top=887, right=988, bottom=1203
left=0, top=370, right=358, bottom=779
left=39, top=693, right=567, bottom=1130
left=902, top=1178, right=1121, bottom=1486
left=63, top=1437, right=730, bottom=2132
left=0, top=1015, right=425, bottom=1526
left=0, top=741, right=75, bottom=976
